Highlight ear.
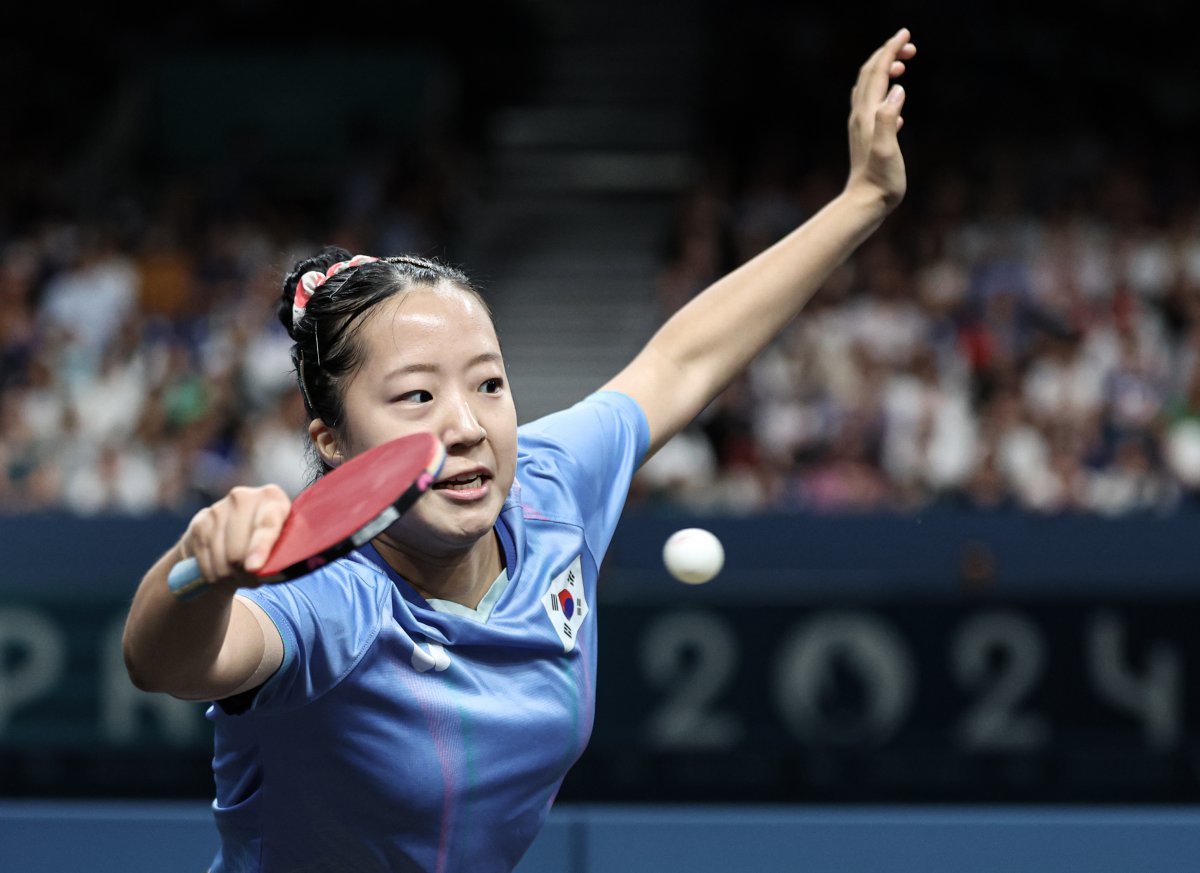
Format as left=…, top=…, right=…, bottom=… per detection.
left=308, top=419, right=344, bottom=468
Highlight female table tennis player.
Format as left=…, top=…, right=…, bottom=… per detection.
left=123, top=28, right=916, bottom=873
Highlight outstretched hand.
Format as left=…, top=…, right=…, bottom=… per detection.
left=846, top=27, right=916, bottom=212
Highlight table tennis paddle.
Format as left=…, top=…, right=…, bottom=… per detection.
left=167, top=431, right=446, bottom=601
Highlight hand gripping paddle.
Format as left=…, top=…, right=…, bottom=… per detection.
left=167, top=432, right=446, bottom=601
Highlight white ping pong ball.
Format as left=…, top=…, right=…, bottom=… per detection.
left=663, top=528, right=724, bottom=585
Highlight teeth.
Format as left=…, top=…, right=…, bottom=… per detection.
left=438, top=474, right=483, bottom=490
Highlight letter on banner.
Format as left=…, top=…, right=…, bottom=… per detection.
left=0, top=607, right=66, bottom=736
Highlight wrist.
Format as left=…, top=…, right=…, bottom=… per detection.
left=836, top=181, right=895, bottom=224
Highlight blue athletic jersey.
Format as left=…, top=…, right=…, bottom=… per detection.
left=207, top=391, right=650, bottom=873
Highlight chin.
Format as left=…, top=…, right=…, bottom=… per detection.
left=425, top=500, right=505, bottom=547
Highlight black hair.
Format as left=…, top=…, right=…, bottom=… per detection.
left=278, top=246, right=489, bottom=473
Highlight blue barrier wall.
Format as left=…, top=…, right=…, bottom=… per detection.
left=3, top=802, right=1200, bottom=873
left=5, top=510, right=1200, bottom=802
left=7, top=507, right=1200, bottom=597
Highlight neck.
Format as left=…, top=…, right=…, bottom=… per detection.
left=372, top=528, right=504, bottom=609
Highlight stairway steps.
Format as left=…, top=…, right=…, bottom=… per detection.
left=452, top=0, right=705, bottom=420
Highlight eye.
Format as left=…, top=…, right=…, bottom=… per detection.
left=393, top=389, right=433, bottom=404
left=479, top=377, right=504, bottom=395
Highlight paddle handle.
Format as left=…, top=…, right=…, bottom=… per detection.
left=167, top=557, right=209, bottom=602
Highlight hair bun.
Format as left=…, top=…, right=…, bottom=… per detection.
left=278, top=245, right=354, bottom=336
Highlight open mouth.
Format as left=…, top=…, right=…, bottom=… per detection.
left=433, top=472, right=491, bottom=492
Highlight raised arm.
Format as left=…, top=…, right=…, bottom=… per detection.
left=604, top=28, right=917, bottom=457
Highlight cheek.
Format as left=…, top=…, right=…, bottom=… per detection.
left=340, top=415, right=393, bottom=458
left=338, top=390, right=381, bottom=449
left=341, top=391, right=425, bottom=454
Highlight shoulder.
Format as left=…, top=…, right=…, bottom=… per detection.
left=239, top=551, right=393, bottom=637
left=517, top=390, right=649, bottom=466
left=230, top=552, right=395, bottom=710
left=509, top=390, right=649, bottom=529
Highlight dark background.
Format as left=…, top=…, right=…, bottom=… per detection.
left=6, top=2, right=1197, bottom=209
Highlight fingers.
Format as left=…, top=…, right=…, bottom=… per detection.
left=844, top=29, right=913, bottom=211
left=183, top=485, right=291, bottom=587
left=184, top=507, right=219, bottom=580
left=888, top=27, right=913, bottom=54
left=854, top=28, right=915, bottom=107
left=849, top=29, right=914, bottom=142
left=887, top=43, right=916, bottom=80
left=874, top=84, right=907, bottom=140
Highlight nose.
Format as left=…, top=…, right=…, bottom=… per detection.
left=440, top=391, right=486, bottom=450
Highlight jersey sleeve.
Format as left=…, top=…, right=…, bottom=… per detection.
left=230, top=565, right=387, bottom=713
left=517, top=390, right=651, bottom=560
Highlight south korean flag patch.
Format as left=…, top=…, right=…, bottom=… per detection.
left=542, top=556, right=588, bottom=652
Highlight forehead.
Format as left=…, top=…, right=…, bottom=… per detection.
left=356, top=284, right=499, bottom=366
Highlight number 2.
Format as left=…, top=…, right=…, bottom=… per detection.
left=952, top=611, right=1048, bottom=751
left=640, top=610, right=742, bottom=751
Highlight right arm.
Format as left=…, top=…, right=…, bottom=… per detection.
left=122, top=485, right=289, bottom=701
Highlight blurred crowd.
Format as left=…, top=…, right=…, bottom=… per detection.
left=635, top=142, right=1200, bottom=516
left=0, top=145, right=470, bottom=516
left=7, top=139, right=1200, bottom=519
left=4, top=9, right=1200, bottom=518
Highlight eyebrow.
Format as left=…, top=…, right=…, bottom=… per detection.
left=381, top=352, right=503, bottom=380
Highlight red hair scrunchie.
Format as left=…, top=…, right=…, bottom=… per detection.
left=291, top=254, right=379, bottom=328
